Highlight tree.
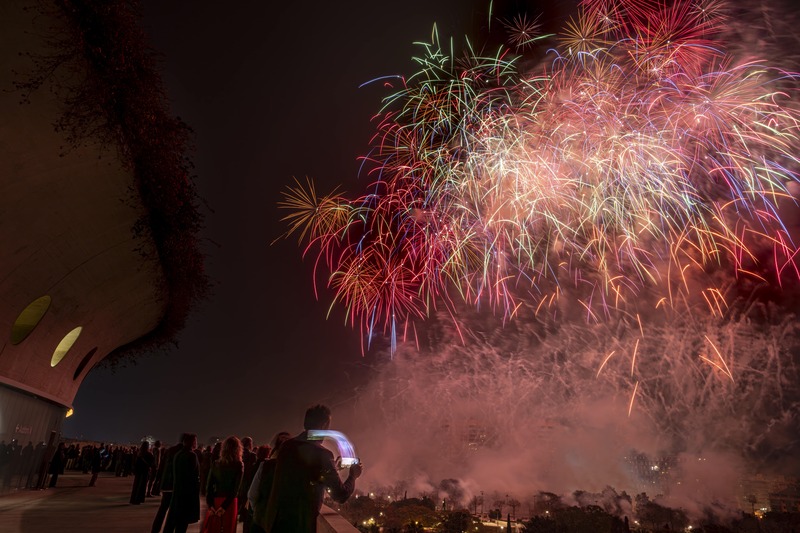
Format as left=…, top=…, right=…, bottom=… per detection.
left=468, top=494, right=483, bottom=515
left=340, top=495, right=381, bottom=526
left=522, top=515, right=567, bottom=533
left=494, top=499, right=506, bottom=509
left=384, top=499, right=439, bottom=532
left=389, top=480, right=409, bottom=502
left=533, top=492, right=565, bottom=515
left=440, top=510, right=473, bottom=533
left=635, top=500, right=687, bottom=531
left=526, top=505, right=637, bottom=533
left=440, top=478, right=465, bottom=511
left=729, top=512, right=762, bottom=533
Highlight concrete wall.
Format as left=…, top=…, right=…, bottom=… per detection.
left=0, top=383, right=63, bottom=447
left=318, top=505, right=360, bottom=533
left=0, top=383, right=63, bottom=491
left=0, top=0, right=166, bottom=420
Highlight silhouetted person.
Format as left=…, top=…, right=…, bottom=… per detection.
left=206, top=436, right=244, bottom=533
left=147, top=440, right=162, bottom=497
left=122, top=446, right=134, bottom=477
left=112, top=447, right=122, bottom=476
left=32, top=441, right=46, bottom=489
left=249, top=432, right=290, bottom=533
left=0, top=440, right=8, bottom=491
left=64, top=444, right=78, bottom=471
left=238, top=436, right=257, bottom=529
left=168, top=433, right=200, bottom=533
left=130, top=441, right=155, bottom=504
left=199, top=445, right=212, bottom=497
left=263, top=404, right=363, bottom=533
left=89, top=446, right=102, bottom=487
left=78, top=444, right=88, bottom=473
left=151, top=435, right=184, bottom=533
left=47, top=442, right=66, bottom=488
left=5, top=439, right=19, bottom=489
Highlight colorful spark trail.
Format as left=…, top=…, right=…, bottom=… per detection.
left=281, top=0, right=800, bottom=356
left=343, top=301, right=800, bottom=516
left=278, top=0, right=800, bottom=514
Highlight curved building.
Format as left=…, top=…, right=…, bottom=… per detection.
left=0, top=0, right=206, bottom=488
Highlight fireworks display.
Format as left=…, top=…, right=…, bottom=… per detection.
left=280, top=0, right=800, bottom=511
left=282, top=0, right=800, bottom=351
left=344, top=304, right=800, bottom=512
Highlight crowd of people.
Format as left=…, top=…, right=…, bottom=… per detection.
left=138, top=403, right=364, bottom=533
left=1, top=403, right=362, bottom=532
left=0, top=439, right=48, bottom=491
left=0, top=437, right=151, bottom=492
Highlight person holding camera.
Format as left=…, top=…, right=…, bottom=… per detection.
left=262, top=404, right=362, bottom=533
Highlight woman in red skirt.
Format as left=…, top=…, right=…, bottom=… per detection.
left=204, top=436, right=243, bottom=533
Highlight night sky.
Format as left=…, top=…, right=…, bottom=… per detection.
left=63, top=0, right=508, bottom=446
left=57, top=1, right=800, bottom=508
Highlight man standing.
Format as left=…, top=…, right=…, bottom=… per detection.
left=47, top=442, right=66, bottom=488
left=239, top=436, right=258, bottom=532
left=168, top=433, right=200, bottom=533
left=264, top=404, right=363, bottom=533
left=88, top=446, right=102, bottom=487
left=147, top=440, right=162, bottom=497
left=151, top=435, right=184, bottom=533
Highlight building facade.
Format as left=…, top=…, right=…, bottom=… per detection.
left=0, top=0, right=205, bottom=491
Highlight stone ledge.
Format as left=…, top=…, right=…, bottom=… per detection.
left=318, top=504, right=360, bottom=533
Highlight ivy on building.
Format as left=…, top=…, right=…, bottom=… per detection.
left=16, top=0, right=211, bottom=366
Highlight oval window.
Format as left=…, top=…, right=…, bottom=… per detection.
left=73, top=347, right=98, bottom=380
left=51, top=327, right=82, bottom=367
left=10, top=295, right=51, bottom=345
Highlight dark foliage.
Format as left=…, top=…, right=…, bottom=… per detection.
left=438, top=510, right=474, bottom=532
left=523, top=505, right=627, bottom=533
left=523, top=515, right=568, bottom=533
left=16, top=0, right=210, bottom=366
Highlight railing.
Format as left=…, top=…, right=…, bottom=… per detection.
left=318, top=505, right=360, bottom=533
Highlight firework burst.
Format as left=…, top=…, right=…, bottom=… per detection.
left=502, top=13, right=543, bottom=51
left=280, top=0, right=800, bottom=355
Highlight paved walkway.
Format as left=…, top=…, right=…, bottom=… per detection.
left=0, top=471, right=244, bottom=533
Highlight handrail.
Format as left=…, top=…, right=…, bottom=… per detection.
left=317, top=505, right=360, bottom=533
